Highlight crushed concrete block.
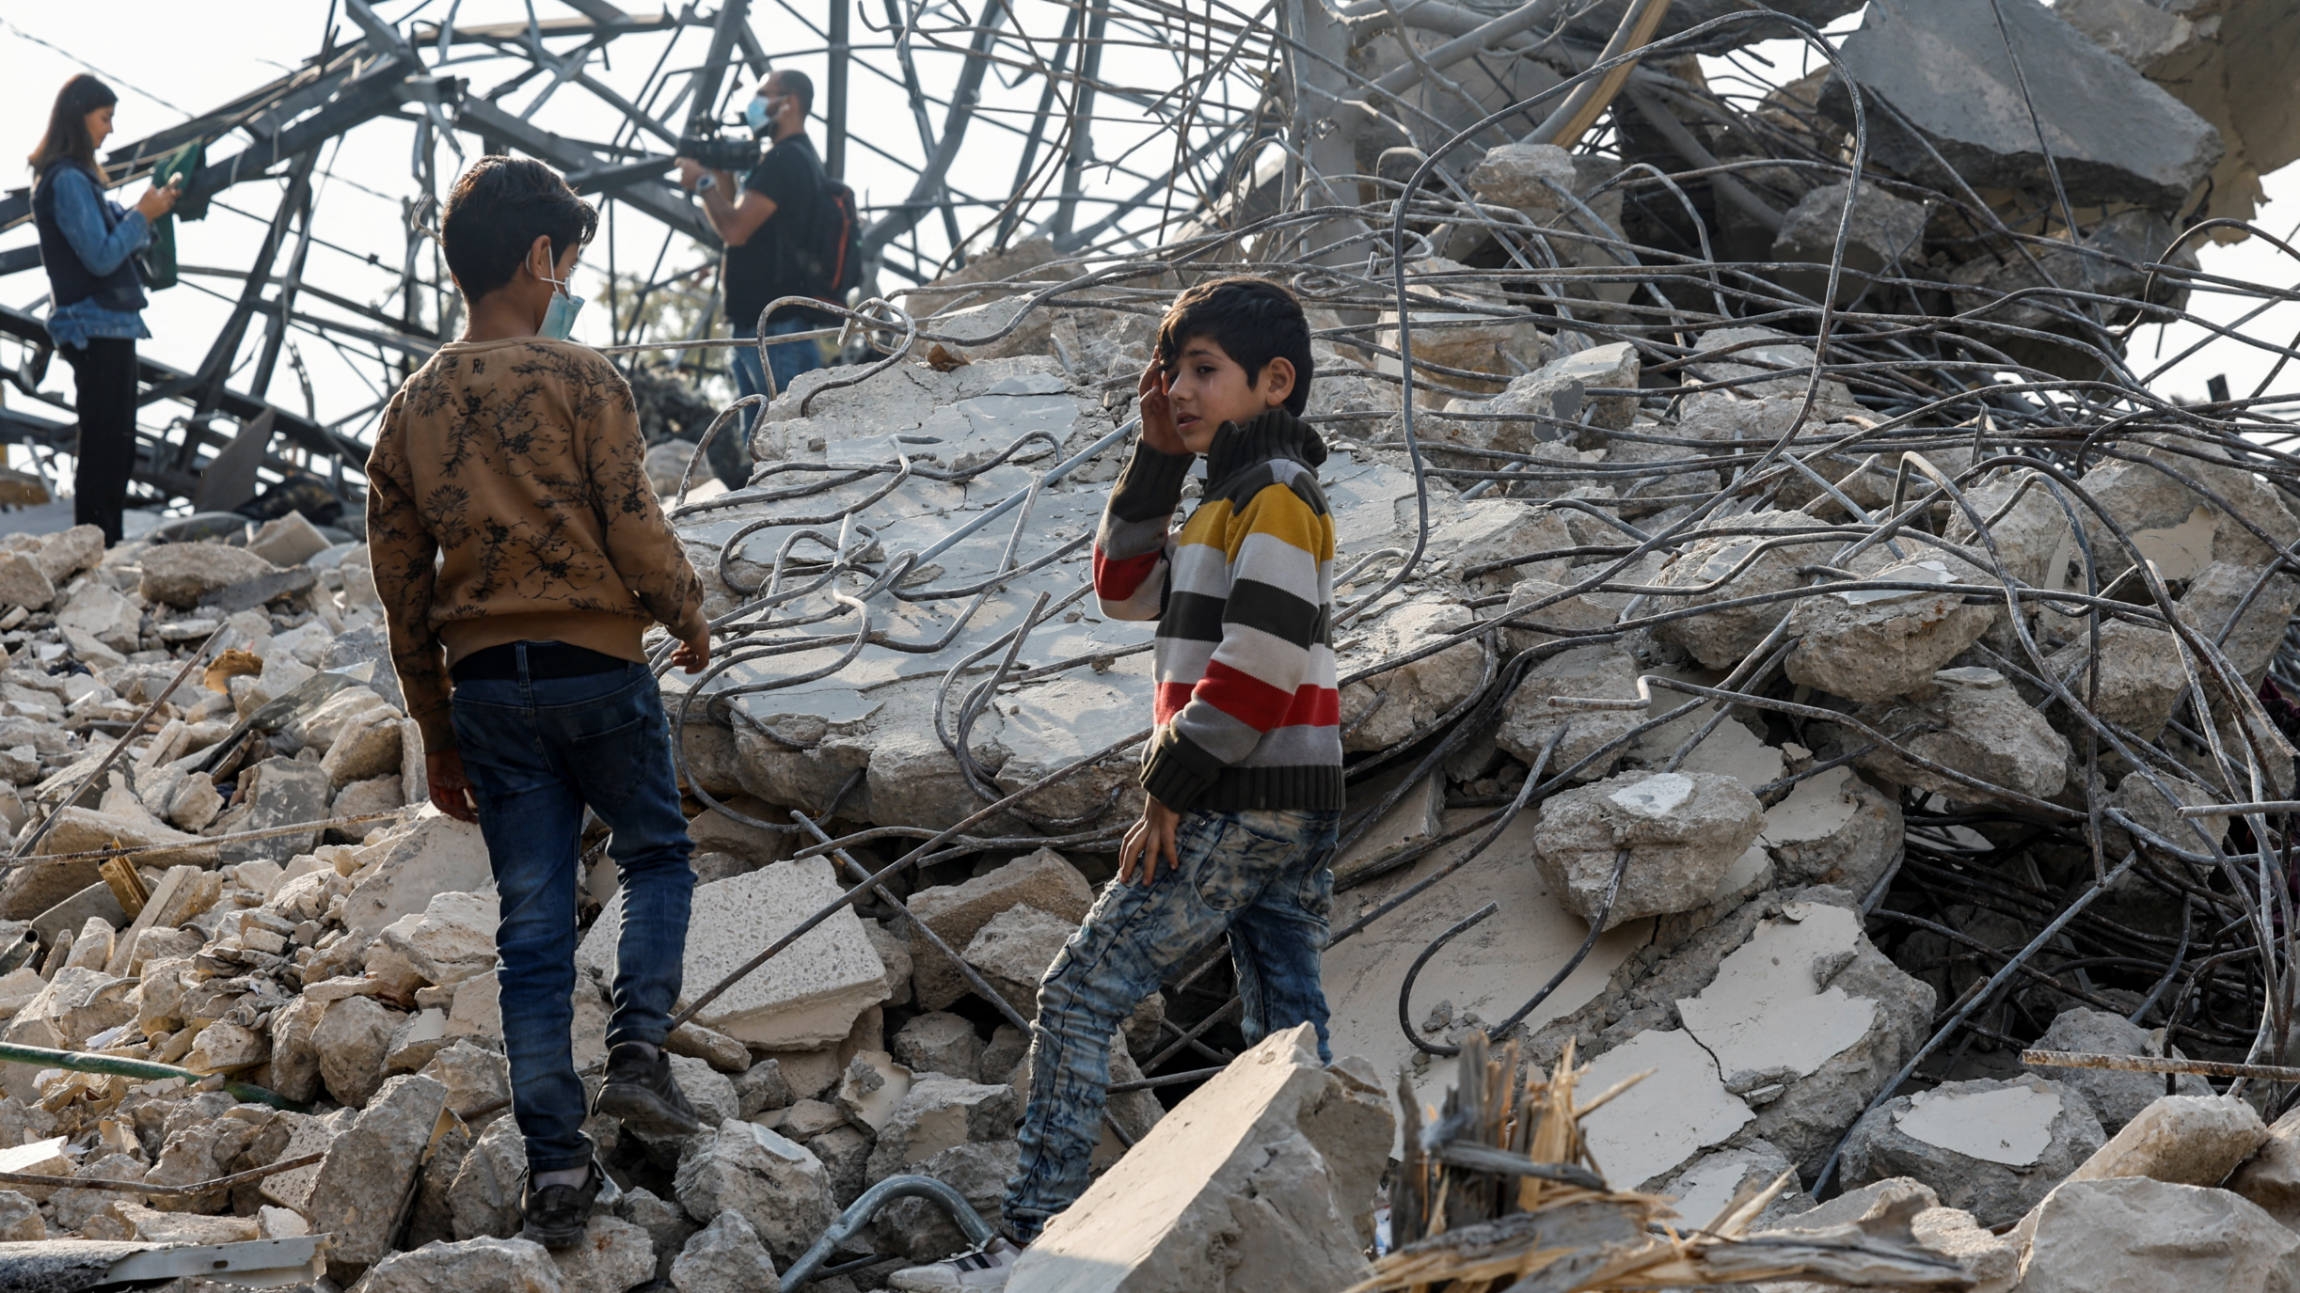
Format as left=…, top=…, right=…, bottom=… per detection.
left=672, top=1119, right=837, bottom=1266
left=340, top=812, right=493, bottom=939
left=2067, top=1093, right=2268, bottom=1189
left=0, top=1188, right=40, bottom=1242
left=1423, top=498, right=1575, bottom=589
left=1770, top=181, right=1930, bottom=305
left=216, top=756, right=331, bottom=863
left=834, top=1049, right=912, bottom=1132
left=1531, top=771, right=1766, bottom=929
left=2075, top=441, right=2299, bottom=582
left=448, top=1114, right=525, bottom=1241
left=1006, top=1024, right=1391, bottom=1293
left=34, top=525, right=102, bottom=585
left=115, top=1202, right=259, bottom=1244
left=2229, top=1105, right=2300, bottom=1233
left=54, top=581, right=142, bottom=653
left=1782, top=555, right=1998, bottom=703
left=1760, top=767, right=1902, bottom=895
left=2017, top=1177, right=2300, bottom=1293
left=323, top=709, right=405, bottom=787
left=419, top=1038, right=511, bottom=1120
left=735, top=1058, right=793, bottom=1118
left=2178, top=562, right=2300, bottom=687
left=666, top=1020, right=750, bottom=1074
left=1840, top=1075, right=2105, bottom=1227
left=267, top=994, right=327, bottom=1104
left=1650, top=511, right=1840, bottom=668
left=671, top=1208, right=781, bottom=1292
left=962, top=904, right=1073, bottom=1018
left=247, top=512, right=330, bottom=567
left=1495, top=645, right=1646, bottom=784
left=313, top=994, right=406, bottom=1107
left=1851, top=667, right=2071, bottom=805
left=550, top=1213, right=656, bottom=1293
left=2032, top=1007, right=2210, bottom=1132
left=864, top=1073, right=1018, bottom=1180
left=1757, top=1177, right=2017, bottom=1293
left=907, top=847, right=1093, bottom=1010
left=2044, top=620, right=2189, bottom=740
left=372, top=889, right=498, bottom=989
left=1336, top=598, right=1489, bottom=754
left=138, top=541, right=280, bottom=608
left=0, top=554, right=54, bottom=612
left=579, top=858, right=885, bottom=1049
left=306, top=1073, right=450, bottom=1278
left=891, top=1010, right=985, bottom=1080
left=355, top=1235, right=565, bottom=1292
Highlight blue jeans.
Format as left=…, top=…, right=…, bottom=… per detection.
left=449, top=649, right=695, bottom=1173
left=715, top=313, right=825, bottom=489
left=1003, top=806, right=1339, bottom=1240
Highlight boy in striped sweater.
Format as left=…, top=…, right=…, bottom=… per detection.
left=891, top=277, right=1342, bottom=1290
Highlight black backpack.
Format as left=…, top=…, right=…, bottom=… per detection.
left=814, top=178, right=863, bottom=307
left=783, top=142, right=862, bottom=311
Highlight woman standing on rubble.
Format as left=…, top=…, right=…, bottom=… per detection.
left=26, top=73, right=178, bottom=544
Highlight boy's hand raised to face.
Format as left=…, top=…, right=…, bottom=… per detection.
left=1118, top=796, right=1182, bottom=885
left=1136, top=361, right=1188, bottom=457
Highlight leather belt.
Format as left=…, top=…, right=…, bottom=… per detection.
left=450, top=641, right=630, bottom=682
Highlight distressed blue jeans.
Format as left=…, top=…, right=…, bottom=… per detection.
left=450, top=650, right=695, bottom=1173
left=1003, top=806, right=1339, bottom=1240
left=713, top=313, right=825, bottom=489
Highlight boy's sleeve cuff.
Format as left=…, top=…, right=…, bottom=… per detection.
left=1139, top=725, right=1223, bottom=813
left=1109, top=442, right=1194, bottom=521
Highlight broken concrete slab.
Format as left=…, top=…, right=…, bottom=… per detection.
left=304, top=1073, right=449, bottom=1278
left=2017, top=1176, right=2300, bottom=1293
left=1758, top=766, right=1902, bottom=895
left=1821, top=0, right=2222, bottom=213
left=2067, top=1093, right=2267, bottom=1190
left=908, top=847, right=1093, bottom=1011
left=1781, top=555, right=1998, bottom=703
left=138, top=542, right=281, bottom=609
left=1577, top=1027, right=1755, bottom=1189
left=579, top=858, right=885, bottom=1049
left=1840, top=1075, right=2106, bottom=1227
left=1006, top=1024, right=1391, bottom=1293
left=1850, top=667, right=2072, bottom=806
left=339, top=812, right=493, bottom=940
left=353, top=1234, right=565, bottom=1291
left=670, top=1208, right=780, bottom=1292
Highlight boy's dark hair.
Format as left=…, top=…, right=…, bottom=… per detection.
left=772, top=69, right=815, bottom=119
left=440, top=156, right=599, bottom=301
left=1154, top=276, right=1314, bottom=416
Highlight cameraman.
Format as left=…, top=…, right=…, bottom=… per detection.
left=677, top=69, right=826, bottom=490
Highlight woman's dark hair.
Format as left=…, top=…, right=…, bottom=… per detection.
left=1154, top=276, right=1315, bottom=415
left=28, top=74, right=118, bottom=177
left=439, top=155, right=599, bottom=301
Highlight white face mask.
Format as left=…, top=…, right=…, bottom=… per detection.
left=539, top=258, right=584, bottom=341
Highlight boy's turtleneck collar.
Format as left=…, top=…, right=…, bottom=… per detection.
left=1203, top=407, right=1326, bottom=486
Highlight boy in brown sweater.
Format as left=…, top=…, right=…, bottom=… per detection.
left=366, top=156, right=712, bottom=1247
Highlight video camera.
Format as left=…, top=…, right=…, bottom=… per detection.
left=675, top=128, right=761, bottom=174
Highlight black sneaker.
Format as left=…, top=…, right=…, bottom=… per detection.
left=593, top=1041, right=704, bottom=1135
left=521, top=1157, right=607, bottom=1250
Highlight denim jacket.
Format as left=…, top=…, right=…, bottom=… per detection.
left=44, top=166, right=152, bottom=349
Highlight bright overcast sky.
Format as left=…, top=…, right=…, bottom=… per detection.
left=1, top=1, right=2294, bottom=479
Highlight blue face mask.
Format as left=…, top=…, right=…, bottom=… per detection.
left=745, top=96, right=771, bottom=133
left=540, top=264, right=585, bottom=341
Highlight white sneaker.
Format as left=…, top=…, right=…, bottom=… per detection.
left=887, top=1237, right=1025, bottom=1291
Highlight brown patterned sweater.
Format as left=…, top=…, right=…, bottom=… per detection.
left=366, top=337, right=706, bottom=751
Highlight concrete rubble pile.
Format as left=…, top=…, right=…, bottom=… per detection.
left=3, top=0, right=2300, bottom=1289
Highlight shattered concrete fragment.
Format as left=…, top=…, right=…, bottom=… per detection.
left=1007, top=1024, right=1391, bottom=1293
left=1531, top=771, right=1766, bottom=929
left=1840, top=1075, right=2105, bottom=1227
left=671, top=1208, right=781, bottom=1292
left=2067, top=1093, right=2267, bottom=1189
left=2016, top=1177, right=2300, bottom=1293
left=353, top=1235, right=565, bottom=1292
left=580, top=859, right=885, bottom=1049
left=1851, top=667, right=2071, bottom=806
left=906, top=847, right=1093, bottom=1011
left=2032, top=1007, right=2210, bottom=1132
left=672, top=1119, right=836, bottom=1266
left=1782, top=555, right=1997, bottom=703
left=304, top=1073, right=450, bottom=1278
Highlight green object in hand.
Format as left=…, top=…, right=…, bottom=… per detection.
left=141, top=140, right=203, bottom=291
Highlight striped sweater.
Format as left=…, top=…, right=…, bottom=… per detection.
left=1093, top=408, right=1343, bottom=813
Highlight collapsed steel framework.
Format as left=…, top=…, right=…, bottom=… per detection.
left=0, top=0, right=1280, bottom=511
